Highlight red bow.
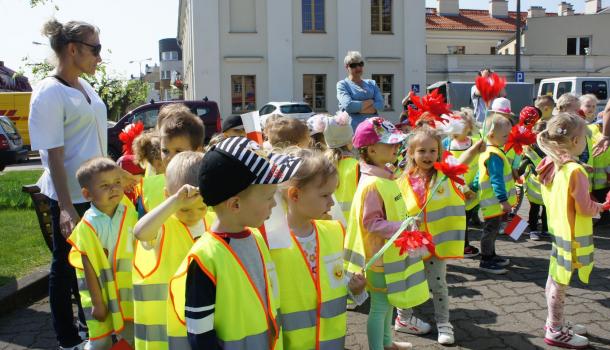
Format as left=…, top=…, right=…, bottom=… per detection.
left=394, top=229, right=435, bottom=256
left=504, top=125, right=537, bottom=155
left=410, top=89, right=452, bottom=122
left=475, top=73, right=506, bottom=106
left=433, top=151, right=469, bottom=185
left=118, top=121, right=144, bottom=156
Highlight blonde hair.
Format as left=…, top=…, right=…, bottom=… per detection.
left=266, top=117, right=309, bottom=149
left=406, top=125, right=444, bottom=171
left=281, top=148, right=337, bottom=190
left=556, top=93, right=580, bottom=113
left=537, top=113, right=586, bottom=165
left=344, top=51, right=363, bottom=66
left=310, top=133, right=327, bottom=152
left=133, top=130, right=161, bottom=168
left=324, top=146, right=354, bottom=166
left=165, top=151, right=204, bottom=195
left=156, top=103, right=193, bottom=130
left=484, top=113, right=512, bottom=136
left=76, top=157, right=119, bottom=189
left=454, top=107, right=477, bottom=135
left=580, top=93, right=599, bottom=106
left=535, top=95, right=555, bottom=110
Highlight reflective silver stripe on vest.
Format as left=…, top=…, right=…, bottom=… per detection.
left=384, top=256, right=422, bottom=275
left=133, top=283, right=168, bottom=301
left=282, top=295, right=347, bottom=331
left=479, top=174, right=513, bottom=191
left=553, top=236, right=573, bottom=252
left=550, top=246, right=572, bottom=271
left=426, top=205, right=464, bottom=222
left=76, top=277, right=120, bottom=313
left=344, top=249, right=365, bottom=268
left=386, top=269, right=427, bottom=294
left=168, top=336, right=189, bottom=349
left=594, top=178, right=608, bottom=186
left=119, top=288, right=133, bottom=303
left=220, top=329, right=269, bottom=350
left=577, top=252, right=594, bottom=265
left=432, top=230, right=464, bottom=245
left=575, top=235, right=593, bottom=248
left=320, top=336, right=346, bottom=350
left=339, top=201, right=351, bottom=212
left=116, top=258, right=132, bottom=272
left=107, top=298, right=121, bottom=313
left=479, top=197, right=500, bottom=207
left=99, top=268, right=114, bottom=285
left=135, top=323, right=167, bottom=342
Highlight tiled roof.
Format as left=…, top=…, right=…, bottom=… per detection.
left=426, top=8, right=557, bottom=32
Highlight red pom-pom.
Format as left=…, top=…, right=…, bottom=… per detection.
left=118, top=121, right=144, bottom=156
left=475, top=73, right=507, bottom=105
left=410, top=89, right=452, bottom=121
left=394, top=229, right=435, bottom=256
left=504, top=125, right=537, bottom=155
left=519, top=106, right=540, bottom=128
left=433, top=151, right=469, bottom=185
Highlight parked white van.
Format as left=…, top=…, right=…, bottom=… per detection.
left=538, top=77, right=609, bottom=114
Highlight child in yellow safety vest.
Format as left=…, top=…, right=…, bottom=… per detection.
left=323, top=111, right=358, bottom=222
left=395, top=123, right=484, bottom=345
left=68, top=157, right=138, bottom=349
left=344, top=117, right=428, bottom=350
left=136, top=103, right=204, bottom=218
left=132, top=152, right=214, bottom=350
left=537, top=113, right=609, bottom=349
left=168, top=137, right=303, bottom=349
left=270, top=148, right=367, bottom=349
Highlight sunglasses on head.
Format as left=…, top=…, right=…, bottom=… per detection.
left=71, top=40, right=102, bottom=57
left=348, top=61, right=364, bottom=69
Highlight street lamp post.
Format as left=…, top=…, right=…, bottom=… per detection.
left=129, top=57, right=152, bottom=80
left=515, top=0, right=522, bottom=73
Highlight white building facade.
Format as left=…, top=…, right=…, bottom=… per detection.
left=178, top=0, right=426, bottom=121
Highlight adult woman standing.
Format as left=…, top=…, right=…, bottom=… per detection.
left=29, top=19, right=105, bottom=350
left=337, top=51, right=384, bottom=130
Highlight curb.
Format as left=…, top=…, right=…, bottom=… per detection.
left=0, top=265, right=49, bottom=315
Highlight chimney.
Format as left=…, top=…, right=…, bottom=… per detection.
left=558, top=2, right=574, bottom=16
left=585, top=0, right=601, bottom=14
left=437, top=0, right=460, bottom=16
left=489, top=0, right=509, bottom=18
left=528, top=5, right=546, bottom=17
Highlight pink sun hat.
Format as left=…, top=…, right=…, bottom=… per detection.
left=352, top=117, right=406, bottom=149
left=487, top=97, right=515, bottom=116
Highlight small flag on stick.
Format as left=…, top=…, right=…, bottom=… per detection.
left=241, top=111, right=264, bottom=145
left=504, top=215, right=527, bottom=241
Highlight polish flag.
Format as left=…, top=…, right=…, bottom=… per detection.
left=241, top=111, right=264, bottom=145
left=504, top=215, right=527, bottom=241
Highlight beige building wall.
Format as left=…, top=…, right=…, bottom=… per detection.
left=427, top=30, right=513, bottom=54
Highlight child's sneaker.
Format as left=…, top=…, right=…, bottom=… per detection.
left=479, top=260, right=507, bottom=274
left=437, top=322, right=455, bottom=345
left=463, top=245, right=480, bottom=258
left=545, top=322, right=587, bottom=336
left=530, top=231, right=542, bottom=241
left=491, top=255, right=510, bottom=267
left=394, top=315, right=431, bottom=335
left=384, top=341, right=412, bottom=350
left=544, top=326, right=588, bottom=349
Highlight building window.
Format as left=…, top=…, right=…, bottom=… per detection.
left=567, top=37, right=591, bottom=55
left=161, top=70, right=171, bottom=80
left=303, top=74, right=326, bottom=111
left=448, top=45, right=465, bottom=55
left=302, top=0, right=325, bottom=32
left=231, top=75, right=256, bottom=113
left=490, top=47, right=497, bottom=55
left=372, top=74, right=393, bottom=111
left=371, top=0, right=392, bottom=33
left=161, top=51, right=179, bottom=61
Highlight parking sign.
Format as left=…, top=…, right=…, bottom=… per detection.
left=515, top=71, right=525, bottom=83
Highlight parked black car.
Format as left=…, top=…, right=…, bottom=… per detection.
left=0, top=115, right=28, bottom=170
left=107, top=98, right=221, bottom=160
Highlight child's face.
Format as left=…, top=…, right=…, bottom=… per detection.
left=541, top=106, right=554, bottom=119
left=82, top=169, right=124, bottom=214
left=175, top=195, right=207, bottom=227
left=237, top=184, right=278, bottom=228
left=161, top=135, right=195, bottom=167
left=581, top=100, right=597, bottom=121
left=287, top=174, right=338, bottom=220
left=488, top=123, right=511, bottom=147
left=224, top=128, right=247, bottom=138
left=410, top=137, right=439, bottom=171
left=368, top=143, right=401, bottom=167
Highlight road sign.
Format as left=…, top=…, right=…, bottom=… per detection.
left=515, top=71, right=525, bottom=83
left=411, top=84, right=420, bottom=93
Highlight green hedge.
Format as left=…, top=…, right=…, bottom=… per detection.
left=0, top=170, right=43, bottom=209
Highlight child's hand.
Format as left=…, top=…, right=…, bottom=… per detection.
left=91, top=303, right=108, bottom=322
left=174, top=184, right=202, bottom=208
left=348, top=272, right=366, bottom=295
left=473, top=139, right=486, bottom=153
left=583, top=163, right=594, bottom=173
left=464, top=190, right=476, bottom=200
left=500, top=201, right=512, bottom=213
left=120, top=168, right=139, bottom=192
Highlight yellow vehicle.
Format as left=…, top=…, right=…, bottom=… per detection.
left=0, top=92, right=32, bottom=148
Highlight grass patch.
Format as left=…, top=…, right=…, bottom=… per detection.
left=0, top=170, right=43, bottom=209
left=0, top=209, right=50, bottom=286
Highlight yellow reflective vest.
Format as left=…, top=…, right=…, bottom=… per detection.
left=335, top=157, right=359, bottom=221
left=67, top=203, right=137, bottom=340
left=398, top=172, right=466, bottom=259
left=447, top=138, right=480, bottom=211
left=523, top=146, right=544, bottom=205
left=169, top=229, right=283, bottom=350
left=478, top=146, right=517, bottom=219
left=270, top=220, right=348, bottom=350
left=590, top=125, right=610, bottom=191
left=344, top=174, right=430, bottom=309
left=541, top=162, right=595, bottom=285
left=132, top=215, right=196, bottom=350
left=141, top=174, right=166, bottom=214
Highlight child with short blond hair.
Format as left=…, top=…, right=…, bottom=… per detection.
left=266, top=116, right=310, bottom=149
left=535, top=95, right=556, bottom=120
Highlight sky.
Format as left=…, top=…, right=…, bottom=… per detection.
left=2, top=0, right=608, bottom=81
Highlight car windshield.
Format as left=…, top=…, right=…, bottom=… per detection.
left=280, top=104, right=312, bottom=114
left=0, top=118, right=17, bottom=134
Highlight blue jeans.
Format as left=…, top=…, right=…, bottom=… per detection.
left=49, top=199, right=89, bottom=347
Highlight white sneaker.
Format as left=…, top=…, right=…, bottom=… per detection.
left=437, top=322, right=455, bottom=345
left=544, top=327, right=588, bottom=349
left=394, top=315, right=431, bottom=335
left=545, top=322, right=587, bottom=336
left=60, top=340, right=88, bottom=350
left=384, top=341, right=413, bottom=350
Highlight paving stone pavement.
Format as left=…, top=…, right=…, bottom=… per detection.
left=1, top=201, right=609, bottom=349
